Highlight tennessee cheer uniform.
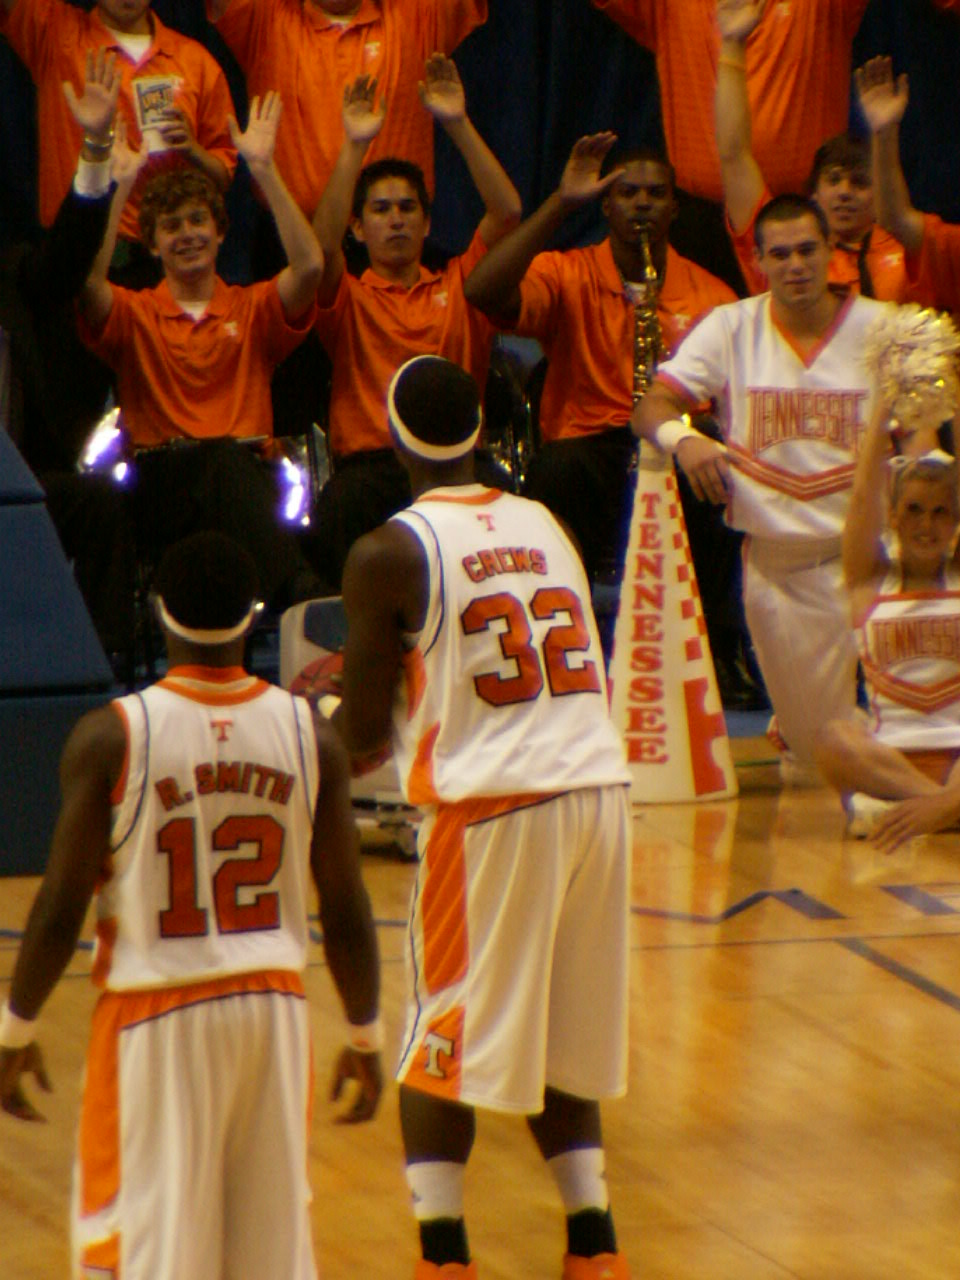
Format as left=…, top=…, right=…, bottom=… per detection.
left=857, top=565, right=960, bottom=753
left=74, top=667, right=320, bottom=1280
left=390, top=486, right=630, bottom=1112
left=656, top=291, right=891, bottom=760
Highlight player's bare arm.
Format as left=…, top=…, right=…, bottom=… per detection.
left=419, top=52, right=521, bottom=247
left=311, top=74, right=385, bottom=304
left=339, top=522, right=428, bottom=760
left=79, top=116, right=146, bottom=328
left=231, top=92, right=323, bottom=318
left=855, top=56, right=924, bottom=255
left=633, top=378, right=732, bottom=505
left=714, top=0, right=768, bottom=234
left=464, top=131, right=621, bottom=323
left=311, top=714, right=383, bottom=1123
left=0, top=706, right=124, bottom=1122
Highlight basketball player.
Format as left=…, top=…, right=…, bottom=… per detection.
left=336, top=355, right=633, bottom=1280
left=634, top=194, right=891, bottom=768
left=817, top=403, right=960, bottom=852
left=0, top=532, right=381, bottom=1280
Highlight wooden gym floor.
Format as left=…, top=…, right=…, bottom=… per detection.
left=3, top=735, right=960, bottom=1279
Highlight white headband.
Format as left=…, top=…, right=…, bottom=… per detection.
left=157, top=597, right=258, bottom=645
left=387, top=359, right=482, bottom=461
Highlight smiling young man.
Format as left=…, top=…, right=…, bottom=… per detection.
left=0, top=0, right=236, bottom=261
left=306, top=58, right=520, bottom=589
left=714, top=0, right=908, bottom=301
left=633, top=194, right=893, bottom=770
left=75, top=94, right=326, bottom=613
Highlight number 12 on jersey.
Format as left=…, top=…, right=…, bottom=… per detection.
left=461, top=586, right=602, bottom=707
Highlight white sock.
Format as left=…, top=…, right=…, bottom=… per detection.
left=547, top=1147, right=610, bottom=1214
left=406, top=1160, right=467, bottom=1221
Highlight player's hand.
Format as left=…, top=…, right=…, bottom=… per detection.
left=716, top=0, right=767, bottom=45
left=63, top=48, right=121, bottom=142
left=675, top=435, right=733, bottom=505
left=0, top=1043, right=52, bottom=1122
left=342, top=75, right=386, bottom=144
left=872, top=791, right=960, bottom=855
left=330, top=1046, right=383, bottom=1123
left=110, top=116, right=147, bottom=190
left=229, top=92, right=282, bottom=173
left=558, top=133, right=622, bottom=207
left=854, top=57, right=909, bottom=135
left=418, top=53, right=466, bottom=125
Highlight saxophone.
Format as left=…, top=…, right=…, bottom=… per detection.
left=632, top=228, right=663, bottom=407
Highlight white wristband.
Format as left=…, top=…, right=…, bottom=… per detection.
left=652, top=415, right=699, bottom=455
left=346, top=1017, right=384, bottom=1054
left=74, top=156, right=113, bottom=198
left=0, top=1001, right=37, bottom=1050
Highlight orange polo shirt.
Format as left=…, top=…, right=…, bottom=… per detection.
left=511, top=239, right=736, bottom=442
left=315, top=231, right=495, bottom=458
left=0, top=0, right=236, bottom=240
left=904, top=214, right=960, bottom=317
left=77, top=277, right=315, bottom=446
left=592, top=0, right=868, bottom=202
left=212, top=0, right=487, bottom=217
left=728, top=187, right=909, bottom=301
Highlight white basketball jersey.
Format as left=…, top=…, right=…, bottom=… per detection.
left=390, top=486, right=630, bottom=804
left=858, top=566, right=960, bottom=749
left=96, top=667, right=320, bottom=991
left=657, top=292, right=890, bottom=539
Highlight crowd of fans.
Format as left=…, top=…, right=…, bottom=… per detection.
left=4, top=0, right=960, bottom=834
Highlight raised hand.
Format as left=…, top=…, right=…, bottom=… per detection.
left=342, top=75, right=386, bottom=145
left=110, top=116, right=147, bottom=189
left=0, top=1042, right=52, bottom=1123
left=62, top=47, right=121, bottom=142
left=558, top=133, right=621, bottom=206
left=716, top=0, right=767, bottom=44
left=417, top=52, right=466, bottom=125
left=855, top=56, right=909, bottom=134
left=229, top=91, right=282, bottom=173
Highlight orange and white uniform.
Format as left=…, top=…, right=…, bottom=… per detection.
left=389, top=486, right=630, bottom=1112
left=656, top=291, right=892, bottom=762
left=0, top=0, right=236, bottom=241
left=857, top=566, right=960, bottom=751
left=212, top=0, right=487, bottom=216
left=74, top=666, right=320, bottom=1280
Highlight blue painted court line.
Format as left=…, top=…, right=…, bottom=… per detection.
left=632, top=887, right=846, bottom=924
left=880, top=885, right=958, bottom=916
left=838, top=936, right=960, bottom=1013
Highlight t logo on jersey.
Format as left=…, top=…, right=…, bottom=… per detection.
left=476, top=513, right=495, bottom=531
left=211, top=717, right=233, bottom=742
left=422, top=1031, right=455, bottom=1078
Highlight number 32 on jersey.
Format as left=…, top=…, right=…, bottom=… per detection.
left=461, top=586, right=602, bottom=706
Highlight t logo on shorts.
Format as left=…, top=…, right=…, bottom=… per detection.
left=422, top=1031, right=455, bottom=1078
